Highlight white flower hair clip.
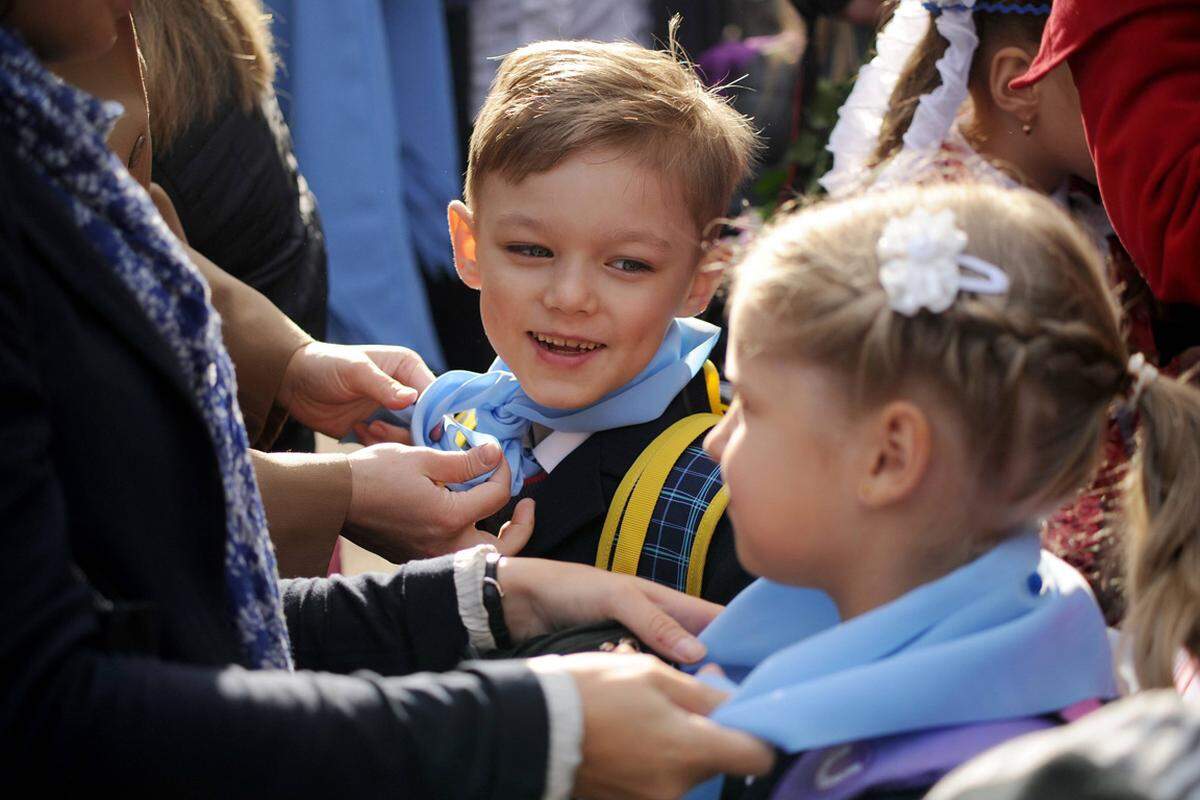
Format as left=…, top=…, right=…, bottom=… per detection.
left=877, top=207, right=1010, bottom=316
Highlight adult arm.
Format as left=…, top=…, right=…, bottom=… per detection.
left=253, top=450, right=351, bottom=577
left=152, top=188, right=512, bottom=573
left=151, top=186, right=428, bottom=448
left=1070, top=3, right=1200, bottom=305
left=188, top=243, right=312, bottom=444
left=0, top=244, right=547, bottom=799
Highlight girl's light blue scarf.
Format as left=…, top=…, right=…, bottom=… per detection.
left=686, top=532, right=1117, bottom=800
left=368, top=317, right=720, bottom=494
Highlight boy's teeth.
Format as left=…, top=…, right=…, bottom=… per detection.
left=532, top=332, right=601, bottom=351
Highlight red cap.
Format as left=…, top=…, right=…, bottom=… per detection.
left=1010, top=0, right=1171, bottom=89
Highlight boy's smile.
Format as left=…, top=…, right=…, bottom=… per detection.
left=449, top=148, right=720, bottom=410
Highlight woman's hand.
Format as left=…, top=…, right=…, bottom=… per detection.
left=278, top=341, right=436, bottom=438
left=530, top=653, right=775, bottom=799
left=498, top=555, right=723, bottom=665
left=343, top=442, right=528, bottom=562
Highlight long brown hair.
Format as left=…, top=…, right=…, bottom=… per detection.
left=1123, top=369, right=1200, bottom=688
left=869, top=1, right=1047, bottom=167
left=133, top=0, right=275, bottom=151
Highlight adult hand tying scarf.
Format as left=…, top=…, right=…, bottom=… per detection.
left=350, top=317, right=720, bottom=495
left=684, top=533, right=1117, bottom=800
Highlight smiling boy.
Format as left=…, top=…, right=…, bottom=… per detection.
left=410, top=37, right=758, bottom=603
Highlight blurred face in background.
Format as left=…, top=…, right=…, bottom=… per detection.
left=4, top=0, right=131, bottom=64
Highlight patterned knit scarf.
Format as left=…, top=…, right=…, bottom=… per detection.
left=0, top=26, right=292, bottom=669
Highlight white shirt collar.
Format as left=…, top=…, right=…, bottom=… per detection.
left=531, top=430, right=592, bottom=474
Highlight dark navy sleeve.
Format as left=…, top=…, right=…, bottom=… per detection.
left=280, top=554, right=469, bottom=675
left=0, top=230, right=548, bottom=798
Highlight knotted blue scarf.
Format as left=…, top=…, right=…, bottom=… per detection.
left=686, top=532, right=1116, bottom=800
left=365, top=317, right=720, bottom=494
left=0, top=26, right=292, bottom=669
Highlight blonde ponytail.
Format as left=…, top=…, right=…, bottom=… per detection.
left=1123, top=368, right=1200, bottom=688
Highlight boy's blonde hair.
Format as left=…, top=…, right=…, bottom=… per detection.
left=466, top=32, right=758, bottom=239
left=733, top=183, right=1200, bottom=689
left=134, top=0, right=276, bottom=151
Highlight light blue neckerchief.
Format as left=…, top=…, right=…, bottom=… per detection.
left=363, top=318, right=719, bottom=494
left=686, top=533, right=1117, bottom=800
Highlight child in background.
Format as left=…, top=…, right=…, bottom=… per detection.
left=686, top=182, right=1175, bottom=799
left=822, top=0, right=1090, bottom=195
left=358, top=34, right=759, bottom=603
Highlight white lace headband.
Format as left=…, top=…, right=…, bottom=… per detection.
left=820, top=0, right=1051, bottom=197
left=878, top=207, right=1009, bottom=315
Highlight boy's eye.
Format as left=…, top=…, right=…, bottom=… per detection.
left=507, top=244, right=554, bottom=259
left=610, top=258, right=653, bottom=274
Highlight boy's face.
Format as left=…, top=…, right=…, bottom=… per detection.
left=450, top=148, right=721, bottom=409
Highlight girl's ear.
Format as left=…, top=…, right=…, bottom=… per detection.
left=448, top=200, right=481, bottom=290
left=987, top=46, right=1040, bottom=128
left=678, top=246, right=727, bottom=317
left=857, top=400, right=932, bottom=508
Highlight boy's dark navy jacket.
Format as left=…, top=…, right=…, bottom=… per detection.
left=482, top=369, right=754, bottom=605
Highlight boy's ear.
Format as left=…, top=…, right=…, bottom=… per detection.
left=857, top=401, right=932, bottom=509
left=987, top=46, right=1040, bottom=128
left=678, top=249, right=726, bottom=317
left=447, top=200, right=481, bottom=290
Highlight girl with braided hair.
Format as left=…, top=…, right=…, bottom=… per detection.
left=820, top=0, right=1163, bottom=625
left=685, top=181, right=1200, bottom=799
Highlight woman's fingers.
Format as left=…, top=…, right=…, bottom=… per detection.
left=549, top=653, right=776, bottom=799
left=355, top=419, right=411, bottom=445
left=364, top=346, right=436, bottom=395
left=636, top=578, right=724, bottom=636
left=647, top=660, right=730, bottom=716
left=682, top=714, right=777, bottom=780
left=349, top=358, right=417, bottom=410
left=608, top=585, right=707, bottom=664
left=421, top=443, right=501, bottom=485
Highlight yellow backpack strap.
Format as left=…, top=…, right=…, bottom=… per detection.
left=685, top=484, right=729, bottom=597
left=703, top=359, right=727, bottom=414
left=594, top=412, right=722, bottom=582
left=452, top=409, right=478, bottom=449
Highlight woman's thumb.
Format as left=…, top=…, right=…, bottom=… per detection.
left=422, top=442, right=504, bottom=485
left=355, top=360, right=417, bottom=409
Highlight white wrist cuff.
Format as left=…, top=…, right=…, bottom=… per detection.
left=453, top=544, right=498, bottom=654
left=532, top=659, right=584, bottom=800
